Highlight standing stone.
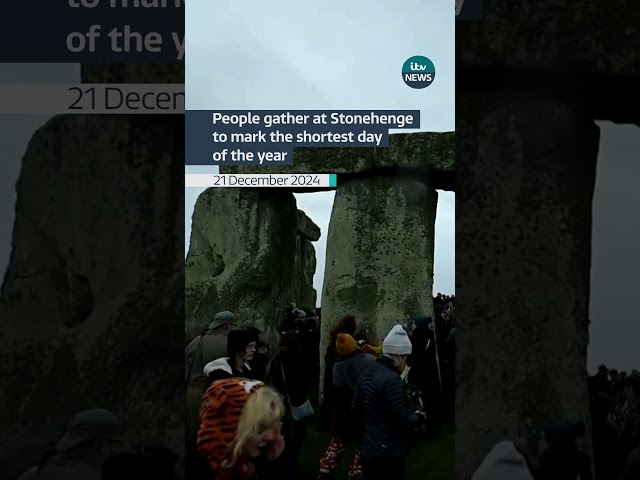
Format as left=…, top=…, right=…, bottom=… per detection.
left=319, top=174, right=438, bottom=393
left=291, top=209, right=320, bottom=308
left=455, top=90, right=598, bottom=479
left=0, top=115, right=184, bottom=479
left=185, top=188, right=297, bottom=346
left=300, top=238, right=318, bottom=307
left=291, top=236, right=317, bottom=309
left=296, top=208, right=321, bottom=241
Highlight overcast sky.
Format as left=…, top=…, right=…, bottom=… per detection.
left=0, top=56, right=638, bottom=371
left=186, top=0, right=456, bottom=302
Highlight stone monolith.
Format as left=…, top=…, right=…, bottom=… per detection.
left=185, top=188, right=298, bottom=346
left=319, top=173, right=438, bottom=394
left=455, top=90, right=598, bottom=479
left=0, top=115, right=184, bottom=479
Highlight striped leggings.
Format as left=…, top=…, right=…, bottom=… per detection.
left=319, top=436, right=363, bottom=478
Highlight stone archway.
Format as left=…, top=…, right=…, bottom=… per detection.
left=456, top=10, right=640, bottom=476
left=213, top=131, right=455, bottom=390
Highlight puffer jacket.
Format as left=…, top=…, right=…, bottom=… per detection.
left=350, top=355, right=418, bottom=459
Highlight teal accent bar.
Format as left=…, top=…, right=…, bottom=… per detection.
left=329, top=174, right=337, bottom=187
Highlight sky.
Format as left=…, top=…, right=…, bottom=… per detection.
left=185, top=0, right=456, bottom=301
left=0, top=56, right=638, bottom=371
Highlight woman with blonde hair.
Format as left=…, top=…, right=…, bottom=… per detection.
left=198, top=378, right=286, bottom=479
left=351, top=325, right=425, bottom=480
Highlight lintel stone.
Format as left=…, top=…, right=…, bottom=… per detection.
left=220, top=131, right=454, bottom=176
left=458, top=2, right=639, bottom=75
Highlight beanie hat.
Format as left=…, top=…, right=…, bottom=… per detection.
left=382, top=325, right=412, bottom=355
left=198, top=378, right=265, bottom=471
left=336, top=334, right=358, bottom=357
left=56, top=408, right=119, bottom=452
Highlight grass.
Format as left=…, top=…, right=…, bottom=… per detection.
left=296, top=388, right=454, bottom=479
left=298, top=418, right=454, bottom=480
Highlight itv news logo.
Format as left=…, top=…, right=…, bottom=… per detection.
left=402, top=56, right=435, bottom=89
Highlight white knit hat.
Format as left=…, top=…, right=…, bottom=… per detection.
left=382, top=324, right=413, bottom=355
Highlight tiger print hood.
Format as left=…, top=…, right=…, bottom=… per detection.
left=203, top=357, right=252, bottom=377
left=198, top=378, right=265, bottom=474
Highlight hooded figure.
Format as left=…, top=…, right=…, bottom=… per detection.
left=198, top=378, right=286, bottom=480
left=471, top=441, right=534, bottom=480
left=17, top=409, right=120, bottom=480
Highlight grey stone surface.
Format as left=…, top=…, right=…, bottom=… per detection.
left=220, top=131, right=454, bottom=178
left=318, top=174, right=437, bottom=395
left=457, top=1, right=639, bottom=74
left=0, top=115, right=184, bottom=479
left=297, top=209, right=321, bottom=241
left=185, top=188, right=298, bottom=344
left=455, top=91, right=598, bottom=479
left=291, top=236, right=317, bottom=309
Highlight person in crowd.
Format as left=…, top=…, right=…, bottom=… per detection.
left=204, top=329, right=259, bottom=383
left=442, top=326, right=455, bottom=409
left=351, top=325, right=424, bottom=480
left=281, top=307, right=307, bottom=332
left=320, top=315, right=358, bottom=431
left=318, top=333, right=376, bottom=480
left=535, top=421, right=593, bottom=480
left=590, top=391, right=624, bottom=479
left=267, top=330, right=313, bottom=477
left=407, top=314, right=441, bottom=422
left=17, top=409, right=120, bottom=480
left=632, top=370, right=640, bottom=397
left=184, top=315, right=240, bottom=479
left=588, top=362, right=640, bottom=478
left=246, top=327, right=270, bottom=381
left=198, top=377, right=286, bottom=480
left=301, top=308, right=322, bottom=379
left=185, top=310, right=237, bottom=383
left=471, top=441, right=535, bottom=480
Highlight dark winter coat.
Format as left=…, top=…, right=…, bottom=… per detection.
left=351, top=355, right=418, bottom=459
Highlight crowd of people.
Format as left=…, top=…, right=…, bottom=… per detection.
left=11, top=296, right=458, bottom=480
left=14, top=408, right=181, bottom=479
left=184, top=297, right=455, bottom=480
left=470, top=367, right=640, bottom=480
left=15, top=292, right=640, bottom=480
left=588, top=366, right=640, bottom=479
